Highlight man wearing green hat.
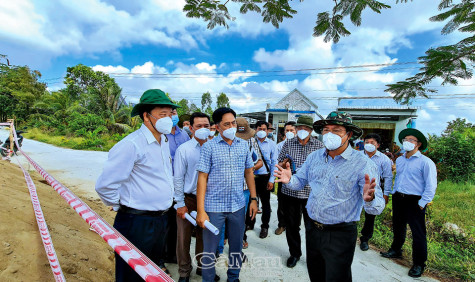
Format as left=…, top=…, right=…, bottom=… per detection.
left=277, top=115, right=324, bottom=268
left=275, top=111, right=385, bottom=281
left=95, top=89, right=178, bottom=281
left=381, top=128, right=437, bottom=278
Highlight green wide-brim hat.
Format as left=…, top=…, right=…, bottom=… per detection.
left=398, top=128, right=428, bottom=151
left=131, top=89, right=179, bottom=117
left=313, top=111, right=363, bottom=140
left=295, top=115, right=314, bottom=129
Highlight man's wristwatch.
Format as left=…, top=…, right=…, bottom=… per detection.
left=250, top=197, right=258, bottom=202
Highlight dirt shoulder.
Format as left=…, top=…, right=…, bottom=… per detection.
left=0, top=160, right=116, bottom=281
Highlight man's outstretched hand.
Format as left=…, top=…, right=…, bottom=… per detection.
left=363, top=174, right=376, bottom=202
left=274, top=163, right=292, bottom=184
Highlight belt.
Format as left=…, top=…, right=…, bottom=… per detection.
left=184, top=193, right=196, bottom=199
left=119, top=205, right=169, bottom=216
left=394, top=192, right=421, bottom=199
left=312, top=220, right=357, bottom=230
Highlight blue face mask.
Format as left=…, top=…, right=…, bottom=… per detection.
left=171, top=115, right=179, bottom=127
left=267, top=132, right=273, bottom=139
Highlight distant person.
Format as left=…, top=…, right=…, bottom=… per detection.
left=275, top=111, right=385, bottom=282
left=209, top=122, right=216, bottom=139
left=359, top=133, right=393, bottom=252
left=267, top=125, right=276, bottom=141
left=354, top=138, right=364, bottom=151
left=95, top=89, right=177, bottom=281
left=381, top=128, right=437, bottom=278
left=275, top=121, right=297, bottom=236
left=253, top=121, right=278, bottom=239
left=174, top=112, right=219, bottom=282
left=195, top=108, right=258, bottom=282
left=277, top=115, right=324, bottom=268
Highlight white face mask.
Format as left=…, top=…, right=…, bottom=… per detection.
left=403, top=141, right=415, bottom=152
left=151, top=115, right=173, bottom=134
left=256, top=130, right=267, bottom=139
left=364, top=143, right=376, bottom=153
left=194, top=128, right=210, bottom=140
left=322, top=132, right=344, bottom=151
left=209, top=130, right=216, bottom=137
left=297, top=130, right=309, bottom=140
left=222, top=127, right=237, bottom=140
left=285, top=132, right=295, bottom=140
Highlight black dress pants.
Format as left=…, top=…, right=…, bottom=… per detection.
left=360, top=212, right=376, bottom=242
left=113, top=211, right=168, bottom=282
left=305, top=220, right=357, bottom=282
left=390, top=192, right=428, bottom=266
left=276, top=182, right=286, bottom=228
left=255, top=174, right=271, bottom=229
left=282, top=193, right=309, bottom=258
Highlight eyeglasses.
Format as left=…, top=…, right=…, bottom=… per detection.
left=402, top=138, right=418, bottom=143
left=322, top=128, right=346, bottom=135
left=221, top=120, right=237, bottom=128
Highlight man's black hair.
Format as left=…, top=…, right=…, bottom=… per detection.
left=284, top=121, right=296, bottom=128
left=212, top=107, right=236, bottom=124
left=139, top=104, right=160, bottom=122
left=190, top=112, right=210, bottom=127
left=210, top=121, right=215, bottom=126
left=364, top=133, right=381, bottom=144
left=256, top=120, right=269, bottom=129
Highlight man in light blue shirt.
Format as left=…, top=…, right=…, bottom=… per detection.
left=275, top=111, right=385, bottom=282
left=174, top=112, right=221, bottom=282
left=381, top=128, right=437, bottom=278
left=252, top=120, right=278, bottom=239
left=359, top=133, right=394, bottom=252
left=196, top=108, right=258, bottom=282
left=95, top=89, right=177, bottom=281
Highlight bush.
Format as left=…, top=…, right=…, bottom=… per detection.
left=425, top=120, right=475, bottom=183
left=67, top=112, right=106, bottom=134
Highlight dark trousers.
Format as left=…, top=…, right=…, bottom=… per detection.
left=282, top=193, right=309, bottom=258
left=176, top=195, right=203, bottom=278
left=113, top=211, right=168, bottom=282
left=391, top=192, right=428, bottom=266
left=305, top=220, right=357, bottom=282
left=165, top=207, right=178, bottom=261
left=360, top=212, right=376, bottom=242
left=277, top=182, right=286, bottom=228
left=255, top=174, right=271, bottom=229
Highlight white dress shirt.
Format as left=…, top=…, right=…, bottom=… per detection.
left=95, top=124, right=174, bottom=211
left=173, top=138, right=203, bottom=209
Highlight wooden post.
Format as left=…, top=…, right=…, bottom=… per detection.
left=7, top=119, right=14, bottom=154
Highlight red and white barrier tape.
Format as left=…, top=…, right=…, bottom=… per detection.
left=13, top=152, right=66, bottom=281
left=10, top=125, right=173, bottom=282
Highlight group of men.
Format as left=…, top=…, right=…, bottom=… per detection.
left=95, top=89, right=438, bottom=282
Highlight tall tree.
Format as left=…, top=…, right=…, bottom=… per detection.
left=201, top=91, right=213, bottom=111
left=183, top=0, right=475, bottom=104
left=177, top=98, right=191, bottom=116
left=216, top=92, right=231, bottom=108
left=190, top=102, right=200, bottom=113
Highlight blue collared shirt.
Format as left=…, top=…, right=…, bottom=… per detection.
left=166, top=125, right=190, bottom=164
left=197, top=134, right=254, bottom=213
left=95, top=124, right=174, bottom=211
left=173, top=138, right=203, bottom=209
left=285, top=146, right=385, bottom=224
left=362, top=150, right=393, bottom=193
left=392, top=151, right=437, bottom=207
left=255, top=137, right=278, bottom=183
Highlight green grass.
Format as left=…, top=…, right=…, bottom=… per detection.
left=24, top=128, right=117, bottom=151
left=360, top=180, right=475, bottom=280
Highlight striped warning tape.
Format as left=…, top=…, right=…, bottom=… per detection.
left=9, top=124, right=174, bottom=282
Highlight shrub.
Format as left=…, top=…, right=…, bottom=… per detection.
left=67, top=112, right=106, bottom=134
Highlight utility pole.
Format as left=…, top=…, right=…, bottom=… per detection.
left=7, top=119, right=14, bottom=155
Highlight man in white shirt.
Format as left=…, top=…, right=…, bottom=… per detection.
left=95, top=89, right=178, bottom=282
left=174, top=112, right=220, bottom=282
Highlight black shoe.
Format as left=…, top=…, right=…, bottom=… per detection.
left=286, top=256, right=299, bottom=268
left=164, top=256, right=177, bottom=264
left=360, top=241, right=369, bottom=251
left=246, top=225, right=254, bottom=231
left=178, top=277, right=190, bottom=282
left=380, top=249, right=402, bottom=259
left=408, top=265, right=425, bottom=278
left=259, top=228, right=268, bottom=238
left=196, top=268, right=202, bottom=276
left=214, top=274, right=221, bottom=281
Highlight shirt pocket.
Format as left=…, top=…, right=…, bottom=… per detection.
left=328, top=174, right=356, bottom=201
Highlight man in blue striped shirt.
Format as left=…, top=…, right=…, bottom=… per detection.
left=381, top=128, right=437, bottom=278
left=275, top=111, right=385, bottom=282
left=196, top=108, right=258, bottom=282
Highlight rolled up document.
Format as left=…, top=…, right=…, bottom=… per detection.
left=185, top=213, right=197, bottom=226
left=190, top=211, right=220, bottom=235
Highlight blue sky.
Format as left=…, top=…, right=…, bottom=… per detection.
left=1, top=0, right=474, bottom=135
